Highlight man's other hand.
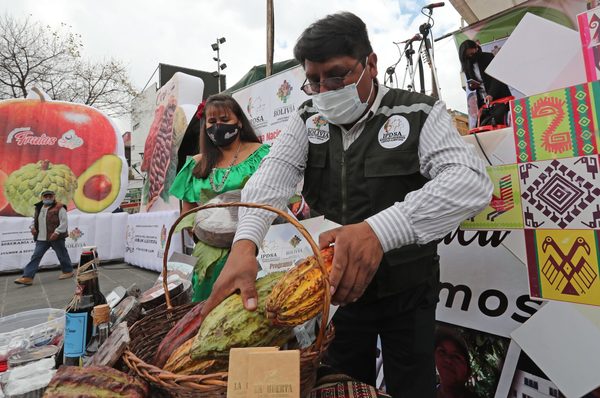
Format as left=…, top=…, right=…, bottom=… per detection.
left=30, top=227, right=37, bottom=236
left=199, top=239, right=260, bottom=320
left=318, top=222, right=383, bottom=306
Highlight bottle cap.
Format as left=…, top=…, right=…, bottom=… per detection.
left=93, top=304, right=110, bottom=325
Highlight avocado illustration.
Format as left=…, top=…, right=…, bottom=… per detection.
left=74, top=154, right=122, bottom=213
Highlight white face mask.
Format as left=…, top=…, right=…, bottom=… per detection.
left=312, top=60, right=374, bottom=125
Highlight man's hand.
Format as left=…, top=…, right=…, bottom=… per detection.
left=484, top=95, right=493, bottom=105
left=49, top=232, right=59, bottom=241
left=319, top=221, right=383, bottom=305
left=199, top=239, right=260, bottom=319
left=30, top=227, right=37, bottom=236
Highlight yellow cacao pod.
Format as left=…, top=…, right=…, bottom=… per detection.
left=265, top=247, right=334, bottom=327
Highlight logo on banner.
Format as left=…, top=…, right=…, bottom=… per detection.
left=6, top=127, right=58, bottom=146
left=69, top=227, right=84, bottom=242
left=378, top=116, right=410, bottom=148
left=541, top=235, right=597, bottom=296
left=306, top=115, right=329, bottom=144
left=276, top=80, right=293, bottom=103
left=487, top=175, right=515, bottom=222
left=125, top=225, right=134, bottom=253
left=58, top=129, right=84, bottom=149
left=247, top=96, right=266, bottom=127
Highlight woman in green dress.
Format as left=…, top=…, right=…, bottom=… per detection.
left=170, top=94, right=269, bottom=302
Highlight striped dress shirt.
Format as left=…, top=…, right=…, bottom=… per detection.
left=234, top=84, right=493, bottom=253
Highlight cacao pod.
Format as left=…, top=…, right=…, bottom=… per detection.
left=154, top=301, right=205, bottom=368
left=191, top=272, right=292, bottom=360
left=43, top=365, right=148, bottom=397
left=265, top=246, right=334, bottom=327
left=163, top=337, right=227, bottom=375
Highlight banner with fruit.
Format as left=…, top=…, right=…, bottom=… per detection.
left=0, top=89, right=128, bottom=216
left=140, top=72, right=204, bottom=212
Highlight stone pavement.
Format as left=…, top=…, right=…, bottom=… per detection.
left=0, top=262, right=159, bottom=317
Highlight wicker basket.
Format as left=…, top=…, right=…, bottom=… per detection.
left=122, top=202, right=335, bottom=397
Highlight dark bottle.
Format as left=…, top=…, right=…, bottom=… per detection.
left=78, top=247, right=107, bottom=306
left=64, top=295, right=94, bottom=366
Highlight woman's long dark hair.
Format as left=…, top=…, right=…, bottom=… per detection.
left=192, top=94, right=261, bottom=179
left=458, top=39, right=479, bottom=73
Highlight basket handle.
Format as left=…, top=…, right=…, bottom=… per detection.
left=162, top=201, right=331, bottom=349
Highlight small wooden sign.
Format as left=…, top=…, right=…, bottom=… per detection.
left=247, top=350, right=300, bottom=398
left=227, top=347, right=278, bottom=398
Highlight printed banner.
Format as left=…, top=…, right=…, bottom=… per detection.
left=232, top=65, right=309, bottom=145
left=512, top=81, right=599, bottom=163
left=437, top=229, right=543, bottom=338
left=525, top=229, right=600, bottom=305
left=0, top=212, right=128, bottom=272
left=461, top=164, right=524, bottom=230
left=579, top=6, right=600, bottom=82
left=434, top=321, right=511, bottom=398
left=0, top=95, right=128, bottom=217
left=519, top=156, right=600, bottom=229
left=140, top=72, right=204, bottom=212
left=124, top=210, right=182, bottom=272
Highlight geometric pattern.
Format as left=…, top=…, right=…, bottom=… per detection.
left=525, top=229, right=600, bottom=306
left=512, top=81, right=599, bottom=163
left=519, top=156, right=600, bottom=229
left=460, top=164, right=524, bottom=230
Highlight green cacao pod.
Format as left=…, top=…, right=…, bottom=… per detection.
left=191, top=272, right=292, bottom=360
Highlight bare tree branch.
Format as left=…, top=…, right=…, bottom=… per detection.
left=0, top=14, right=137, bottom=117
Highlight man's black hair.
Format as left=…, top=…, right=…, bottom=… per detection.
left=293, top=12, right=373, bottom=66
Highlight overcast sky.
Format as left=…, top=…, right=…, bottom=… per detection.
left=3, top=0, right=468, bottom=117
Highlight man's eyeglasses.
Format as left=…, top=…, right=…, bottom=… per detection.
left=301, top=60, right=362, bottom=96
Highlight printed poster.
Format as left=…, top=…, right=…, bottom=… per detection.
left=232, top=65, right=309, bottom=145
left=140, top=72, right=204, bottom=212
left=0, top=94, right=128, bottom=216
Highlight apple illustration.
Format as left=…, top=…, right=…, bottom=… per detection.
left=83, top=174, right=112, bottom=201
left=0, top=89, right=118, bottom=177
left=0, top=89, right=122, bottom=216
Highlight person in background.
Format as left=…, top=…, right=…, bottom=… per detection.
left=201, top=12, right=492, bottom=397
left=14, top=189, right=73, bottom=286
left=459, top=39, right=512, bottom=127
left=434, top=328, right=478, bottom=398
left=169, top=94, right=269, bottom=302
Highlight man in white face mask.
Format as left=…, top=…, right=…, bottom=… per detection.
left=202, top=12, right=492, bottom=397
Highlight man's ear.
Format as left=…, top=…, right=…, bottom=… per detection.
left=368, top=53, right=378, bottom=79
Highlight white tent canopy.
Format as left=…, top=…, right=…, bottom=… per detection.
left=449, top=0, right=528, bottom=24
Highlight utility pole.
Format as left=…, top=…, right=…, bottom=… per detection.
left=266, top=0, right=274, bottom=77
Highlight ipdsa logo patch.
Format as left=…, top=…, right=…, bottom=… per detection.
left=378, top=115, right=410, bottom=148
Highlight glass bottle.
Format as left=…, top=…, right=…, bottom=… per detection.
left=64, top=295, right=94, bottom=366
left=78, top=247, right=107, bottom=306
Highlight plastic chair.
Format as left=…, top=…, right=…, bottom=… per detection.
left=468, top=96, right=514, bottom=135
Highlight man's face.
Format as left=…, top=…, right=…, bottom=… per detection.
left=304, top=54, right=378, bottom=102
left=42, top=193, right=55, bottom=201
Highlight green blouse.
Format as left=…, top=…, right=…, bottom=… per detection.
left=169, top=144, right=270, bottom=204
